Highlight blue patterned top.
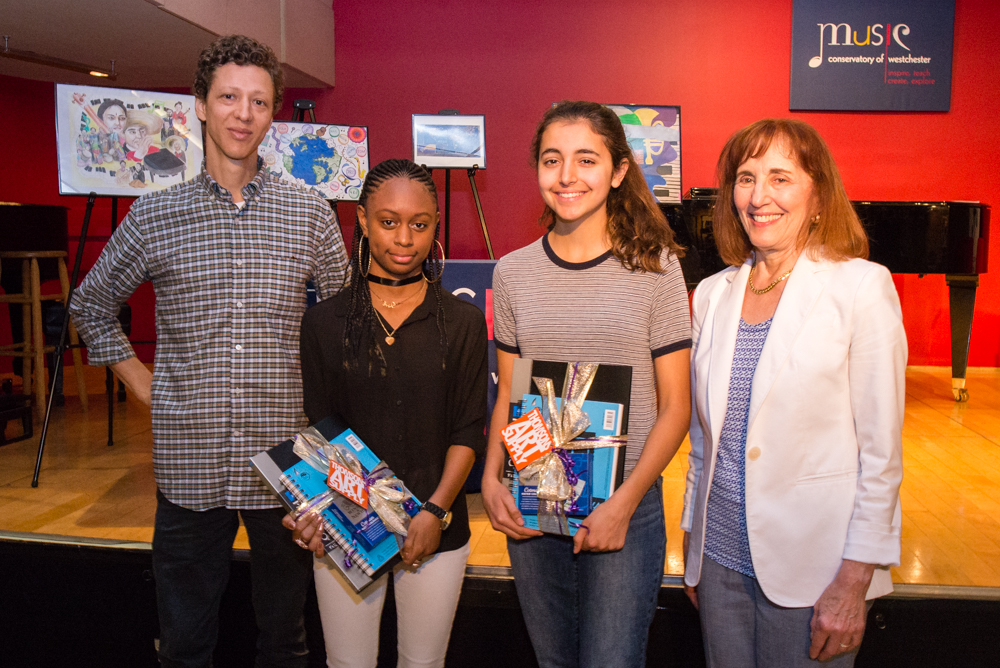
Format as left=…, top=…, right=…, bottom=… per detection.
left=703, top=317, right=772, bottom=578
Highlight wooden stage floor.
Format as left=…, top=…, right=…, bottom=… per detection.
left=2, top=366, right=1000, bottom=589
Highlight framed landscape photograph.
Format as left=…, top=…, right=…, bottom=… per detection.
left=412, top=114, right=486, bottom=169
left=55, top=83, right=203, bottom=197
left=605, top=104, right=681, bottom=204
left=258, top=122, right=369, bottom=201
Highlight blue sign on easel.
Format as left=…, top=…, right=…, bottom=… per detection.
left=790, top=0, right=954, bottom=111
left=442, top=260, right=498, bottom=414
left=442, top=259, right=498, bottom=492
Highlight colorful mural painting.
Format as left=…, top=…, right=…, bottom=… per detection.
left=606, top=104, right=681, bottom=204
left=55, top=84, right=203, bottom=197
left=257, top=122, right=369, bottom=201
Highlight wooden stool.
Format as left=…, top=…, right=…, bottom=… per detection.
left=0, top=251, right=89, bottom=415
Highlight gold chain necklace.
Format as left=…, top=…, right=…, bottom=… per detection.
left=373, top=310, right=400, bottom=346
left=372, top=282, right=425, bottom=345
left=370, top=282, right=424, bottom=309
left=748, top=263, right=792, bottom=295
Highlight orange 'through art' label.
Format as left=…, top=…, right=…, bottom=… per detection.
left=327, top=460, right=369, bottom=508
left=501, top=407, right=555, bottom=471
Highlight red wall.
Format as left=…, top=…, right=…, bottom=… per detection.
left=3, top=0, right=999, bottom=366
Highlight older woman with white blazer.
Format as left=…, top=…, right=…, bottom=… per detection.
left=681, top=119, right=907, bottom=667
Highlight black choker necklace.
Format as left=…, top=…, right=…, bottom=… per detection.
left=366, top=273, right=423, bottom=287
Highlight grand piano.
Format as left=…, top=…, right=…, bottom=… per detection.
left=663, top=190, right=991, bottom=401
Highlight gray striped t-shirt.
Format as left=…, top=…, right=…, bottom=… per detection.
left=493, top=234, right=692, bottom=475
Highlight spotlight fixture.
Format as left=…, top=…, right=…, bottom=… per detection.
left=1, top=36, right=116, bottom=80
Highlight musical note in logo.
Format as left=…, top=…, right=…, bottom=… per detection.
left=809, top=30, right=824, bottom=68
left=893, top=24, right=911, bottom=51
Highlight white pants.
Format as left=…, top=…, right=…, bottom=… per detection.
left=313, top=541, right=470, bottom=668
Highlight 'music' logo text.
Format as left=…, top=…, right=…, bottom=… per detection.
left=810, top=22, right=921, bottom=68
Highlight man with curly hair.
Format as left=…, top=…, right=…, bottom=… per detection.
left=70, top=35, right=349, bottom=667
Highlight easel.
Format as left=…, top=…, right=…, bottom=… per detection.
left=32, top=190, right=158, bottom=485
left=292, top=99, right=316, bottom=123
left=423, top=109, right=494, bottom=260
left=32, top=193, right=96, bottom=486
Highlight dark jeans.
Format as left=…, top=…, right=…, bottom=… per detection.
left=507, top=479, right=666, bottom=668
left=152, top=489, right=312, bottom=668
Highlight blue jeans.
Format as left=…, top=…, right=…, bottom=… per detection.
left=508, top=479, right=666, bottom=668
left=152, top=489, right=313, bottom=668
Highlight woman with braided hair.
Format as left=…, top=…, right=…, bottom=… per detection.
left=285, top=158, right=488, bottom=668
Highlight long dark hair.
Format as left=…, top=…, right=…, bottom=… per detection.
left=344, top=159, right=447, bottom=374
left=530, top=101, right=684, bottom=272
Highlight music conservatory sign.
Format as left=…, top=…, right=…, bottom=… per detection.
left=790, top=0, right=954, bottom=111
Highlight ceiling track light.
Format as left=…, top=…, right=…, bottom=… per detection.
left=1, top=35, right=116, bottom=80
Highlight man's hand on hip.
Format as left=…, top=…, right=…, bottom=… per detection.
left=111, top=357, right=153, bottom=407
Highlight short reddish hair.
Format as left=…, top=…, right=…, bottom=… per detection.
left=713, top=118, right=868, bottom=266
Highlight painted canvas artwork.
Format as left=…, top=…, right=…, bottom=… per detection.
left=417, top=125, right=481, bottom=160
left=55, top=84, right=203, bottom=197
left=606, top=105, right=681, bottom=204
left=412, top=114, right=486, bottom=169
left=258, top=123, right=369, bottom=201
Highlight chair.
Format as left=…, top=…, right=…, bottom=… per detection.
left=0, top=251, right=89, bottom=415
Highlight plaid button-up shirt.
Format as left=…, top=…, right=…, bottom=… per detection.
left=71, top=164, right=349, bottom=510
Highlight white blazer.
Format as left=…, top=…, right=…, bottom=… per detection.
left=681, top=251, right=907, bottom=608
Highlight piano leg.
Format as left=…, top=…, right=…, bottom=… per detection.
left=946, top=274, right=979, bottom=402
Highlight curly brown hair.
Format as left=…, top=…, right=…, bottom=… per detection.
left=713, top=118, right=868, bottom=266
left=530, top=101, right=683, bottom=273
left=193, top=35, right=284, bottom=111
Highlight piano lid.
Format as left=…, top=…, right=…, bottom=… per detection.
left=668, top=194, right=989, bottom=281
left=855, top=201, right=988, bottom=276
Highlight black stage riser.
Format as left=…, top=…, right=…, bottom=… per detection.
left=1, top=540, right=995, bottom=667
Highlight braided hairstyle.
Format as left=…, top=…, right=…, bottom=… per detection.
left=344, top=159, right=447, bottom=375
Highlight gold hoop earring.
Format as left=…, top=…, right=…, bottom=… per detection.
left=357, top=235, right=371, bottom=278
left=422, top=239, right=445, bottom=283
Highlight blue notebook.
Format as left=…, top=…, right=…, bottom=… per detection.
left=250, top=416, right=420, bottom=592
left=502, top=360, right=632, bottom=536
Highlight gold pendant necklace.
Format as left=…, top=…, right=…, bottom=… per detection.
left=374, top=310, right=400, bottom=346
left=372, top=283, right=424, bottom=344
left=748, top=263, right=792, bottom=295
